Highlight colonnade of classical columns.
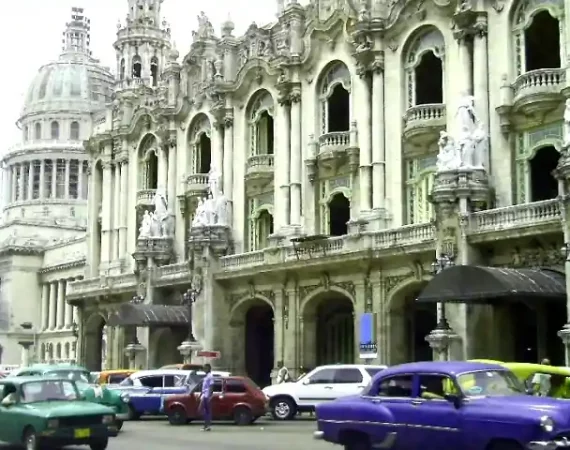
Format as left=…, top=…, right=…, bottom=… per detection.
left=40, top=278, right=81, bottom=331
left=3, top=158, right=88, bottom=204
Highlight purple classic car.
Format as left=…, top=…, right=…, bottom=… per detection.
left=314, top=361, right=570, bottom=450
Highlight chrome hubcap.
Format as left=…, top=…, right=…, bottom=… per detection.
left=275, top=402, right=290, bottom=418
left=26, top=434, right=36, bottom=450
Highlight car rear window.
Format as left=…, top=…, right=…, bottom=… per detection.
left=226, top=379, right=247, bottom=393
left=365, top=368, right=385, bottom=377
left=243, top=377, right=261, bottom=391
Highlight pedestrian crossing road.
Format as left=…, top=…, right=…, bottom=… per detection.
left=0, top=417, right=329, bottom=450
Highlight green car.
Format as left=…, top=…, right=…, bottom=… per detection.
left=0, top=376, right=116, bottom=450
left=12, top=364, right=130, bottom=430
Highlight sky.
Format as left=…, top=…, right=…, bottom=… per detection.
left=0, top=0, right=299, bottom=151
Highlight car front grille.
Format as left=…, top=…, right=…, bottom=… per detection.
left=59, top=415, right=103, bottom=427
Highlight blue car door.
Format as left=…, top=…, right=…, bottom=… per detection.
left=405, top=373, right=462, bottom=450
left=360, top=373, right=417, bottom=449
left=158, top=375, right=189, bottom=413
left=130, top=375, right=165, bottom=414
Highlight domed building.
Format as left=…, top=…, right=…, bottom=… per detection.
left=0, top=7, right=113, bottom=366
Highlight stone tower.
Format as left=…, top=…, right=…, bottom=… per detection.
left=114, top=0, right=171, bottom=87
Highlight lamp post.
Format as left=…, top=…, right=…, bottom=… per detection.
left=123, top=295, right=145, bottom=369
left=71, top=321, right=78, bottom=364
left=430, top=253, right=455, bottom=330
left=178, top=266, right=203, bottom=364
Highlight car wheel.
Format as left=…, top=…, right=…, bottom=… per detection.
left=168, top=406, right=188, bottom=426
left=89, top=438, right=109, bottom=450
left=127, top=404, right=140, bottom=420
left=343, top=435, right=371, bottom=450
left=233, top=406, right=253, bottom=426
left=23, top=427, right=39, bottom=450
left=270, top=397, right=296, bottom=420
left=115, top=419, right=123, bottom=431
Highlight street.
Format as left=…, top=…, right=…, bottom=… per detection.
left=0, top=417, right=329, bottom=450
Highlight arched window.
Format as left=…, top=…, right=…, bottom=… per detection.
left=404, top=28, right=445, bottom=108
left=529, top=146, right=560, bottom=201
left=328, top=193, right=350, bottom=236
left=254, top=209, right=274, bottom=250
left=50, top=121, right=60, bottom=139
left=188, top=115, right=212, bottom=174
left=319, top=62, right=351, bottom=134
left=513, top=4, right=562, bottom=76
left=150, top=56, right=159, bottom=86
left=404, top=156, right=436, bottom=224
left=138, top=134, right=158, bottom=189
left=70, top=121, right=80, bottom=140
left=248, top=91, right=275, bottom=156
left=132, top=55, right=142, bottom=78
left=34, top=123, right=42, bottom=140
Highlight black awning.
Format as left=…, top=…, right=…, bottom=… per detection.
left=106, top=303, right=189, bottom=327
left=416, top=266, right=566, bottom=304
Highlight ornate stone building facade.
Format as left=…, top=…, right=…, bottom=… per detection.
left=0, top=8, right=112, bottom=366
left=3, top=0, right=569, bottom=383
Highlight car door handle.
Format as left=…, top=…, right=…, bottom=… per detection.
left=411, top=400, right=422, bottom=406
left=324, top=386, right=333, bottom=389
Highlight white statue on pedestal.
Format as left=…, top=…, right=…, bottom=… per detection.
left=149, top=212, right=161, bottom=237
left=139, top=211, right=152, bottom=237
left=192, top=198, right=209, bottom=227
left=564, top=99, right=570, bottom=147
left=215, top=192, right=229, bottom=225
left=436, top=131, right=460, bottom=171
left=208, top=165, right=221, bottom=199
left=152, top=191, right=170, bottom=236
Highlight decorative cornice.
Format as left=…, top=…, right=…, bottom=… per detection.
left=38, top=258, right=86, bottom=274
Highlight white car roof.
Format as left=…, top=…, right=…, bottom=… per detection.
left=315, top=364, right=388, bottom=370
left=129, top=369, right=194, bottom=378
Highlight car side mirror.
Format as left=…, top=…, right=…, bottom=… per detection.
left=302, top=378, right=311, bottom=385
left=444, top=394, right=461, bottom=408
left=1, top=397, right=14, bottom=407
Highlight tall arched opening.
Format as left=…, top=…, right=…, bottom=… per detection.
left=328, top=193, right=350, bottom=236
left=529, top=146, right=560, bottom=201
left=84, top=313, right=107, bottom=371
left=245, top=301, right=275, bottom=387
left=151, top=327, right=186, bottom=368
left=302, top=291, right=355, bottom=369
left=389, top=281, right=437, bottom=365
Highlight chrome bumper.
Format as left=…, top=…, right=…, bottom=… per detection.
left=528, top=439, right=570, bottom=450
left=314, top=431, right=324, bottom=440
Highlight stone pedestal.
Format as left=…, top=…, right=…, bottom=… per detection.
left=18, top=341, right=33, bottom=367
left=188, top=225, right=232, bottom=256
left=132, top=237, right=174, bottom=271
left=124, top=343, right=145, bottom=370
left=425, top=327, right=463, bottom=361
left=432, top=168, right=491, bottom=211
left=178, top=340, right=203, bottom=364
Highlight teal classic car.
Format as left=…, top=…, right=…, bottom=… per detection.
left=12, top=364, right=130, bottom=430
left=0, top=376, right=116, bottom=450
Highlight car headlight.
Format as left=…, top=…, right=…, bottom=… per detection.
left=46, top=419, right=59, bottom=429
left=540, top=415, right=555, bottom=433
left=102, top=415, right=114, bottom=424
left=121, top=392, right=130, bottom=403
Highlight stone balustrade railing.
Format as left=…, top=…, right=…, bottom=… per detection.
left=136, top=189, right=156, bottom=205
left=185, top=174, right=209, bottom=186
left=470, top=199, right=560, bottom=233
left=403, top=104, right=446, bottom=126
left=67, top=273, right=137, bottom=299
left=512, top=68, right=565, bottom=99
left=318, top=132, right=350, bottom=150
left=247, top=154, right=275, bottom=168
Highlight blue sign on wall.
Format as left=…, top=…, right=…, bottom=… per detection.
left=359, top=313, right=377, bottom=359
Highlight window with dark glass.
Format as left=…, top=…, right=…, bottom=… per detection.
left=139, top=376, right=163, bottom=388
left=34, top=123, right=42, bottom=140
left=333, top=368, right=363, bottom=384
left=50, top=121, right=59, bottom=139
left=69, top=160, right=79, bottom=199
left=225, top=380, right=247, bottom=393
left=44, top=160, right=53, bottom=198
left=22, top=163, right=29, bottom=200
left=375, top=375, right=414, bottom=397
left=308, top=368, right=336, bottom=384
left=70, top=121, right=80, bottom=140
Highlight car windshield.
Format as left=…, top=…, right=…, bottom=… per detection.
left=44, top=370, right=92, bottom=383
left=119, top=377, right=134, bottom=386
left=457, top=370, right=525, bottom=397
left=22, top=380, right=78, bottom=403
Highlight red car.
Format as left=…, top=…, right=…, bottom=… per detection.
left=164, top=376, right=268, bottom=426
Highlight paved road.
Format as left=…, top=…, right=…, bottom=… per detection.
left=1, top=417, right=330, bottom=450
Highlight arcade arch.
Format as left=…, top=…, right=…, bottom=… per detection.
left=388, top=281, right=437, bottom=365
left=84, top=313, right=107, bottom=371
left=302, top=290, right=355, bottom=368
left=230, top=297, right=274, bottom=387
left=150, top=327, right=186, bottom=368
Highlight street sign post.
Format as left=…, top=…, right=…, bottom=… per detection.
left=197, top=350, right=221, bottom=359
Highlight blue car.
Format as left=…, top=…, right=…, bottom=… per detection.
left=109, top=369, right=230, bottom=420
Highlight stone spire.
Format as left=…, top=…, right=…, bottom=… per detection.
left=61, top=7, right=91, bottom=57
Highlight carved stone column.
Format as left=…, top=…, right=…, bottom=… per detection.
left=41, top=283, right=49, bottom=330
left=289, top=86, right=302, bottom=228
left=119, top=159, right=129, bottom=259
left=223, top=112, right=234, bottom=224
left=48, top=282, right=57, bottom=330
left=100, top=160, right=113, bottom=267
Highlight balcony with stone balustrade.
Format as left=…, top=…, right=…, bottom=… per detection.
left=136, top=189, right=156, bottom=208
left=403, top=104, right=446, bottom=144
left=184, top=173, right=209, bottom=198
left=66, top=273, right=137, bottom=302
left=468, top=199, right=561, bottom=243
left=511, top=68, right=565, bottom=115
left=245, top=154, right=275, bottom=193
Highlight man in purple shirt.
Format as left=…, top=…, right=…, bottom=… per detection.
left=200, top=363, right=214, bottom=431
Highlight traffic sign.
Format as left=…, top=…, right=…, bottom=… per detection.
left=197, top=350, right=221, bottom=359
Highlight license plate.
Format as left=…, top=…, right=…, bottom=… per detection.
left=74, top=428, right=90, bottom=438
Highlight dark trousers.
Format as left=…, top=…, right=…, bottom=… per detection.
left=201, top=397, right=212, bottom=428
